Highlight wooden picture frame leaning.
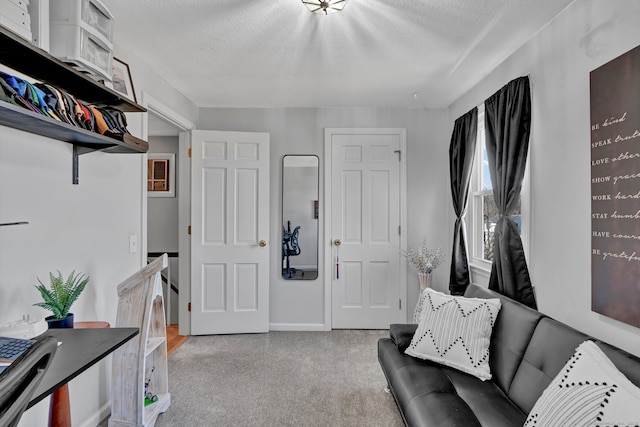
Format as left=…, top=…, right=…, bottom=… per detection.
left=111, top=57, right=137, bottom=103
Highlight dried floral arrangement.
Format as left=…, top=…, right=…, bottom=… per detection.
left=401, top=237, right=444, bottom=274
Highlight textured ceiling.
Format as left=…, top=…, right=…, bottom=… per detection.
left=102, top=0, right=574, bottom=109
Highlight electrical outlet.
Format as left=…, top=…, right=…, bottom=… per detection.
left=129, top=234, right=138, bottom=253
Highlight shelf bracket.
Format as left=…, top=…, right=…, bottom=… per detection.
left=0, top=221, right=29, bottom=227
left=72, top=145, right=95, bottom=185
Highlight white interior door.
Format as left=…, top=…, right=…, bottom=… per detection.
left=327, top=128, right=406, bottom=329
left=190, top=130, right=270, bottom=335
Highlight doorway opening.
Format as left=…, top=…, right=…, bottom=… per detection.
left=141, top=93, right=195, bottom=337
left=147, top=110, right=180, bottom=326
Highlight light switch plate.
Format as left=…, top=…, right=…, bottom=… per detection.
left=129, top=234, right=138, bottom=253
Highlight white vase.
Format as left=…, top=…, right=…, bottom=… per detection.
left=418, top=271, right=431, bottom=292
left=413, top=271, right=432, bottom=323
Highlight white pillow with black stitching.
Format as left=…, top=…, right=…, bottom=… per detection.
left=525, top=340, right=640, bottom=427
left=405, top=288, right=501, bottom=381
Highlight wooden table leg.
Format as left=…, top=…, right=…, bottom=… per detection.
left=48, top=321, right=111, bottom=427
left=49, top=384, right=71, bottom=427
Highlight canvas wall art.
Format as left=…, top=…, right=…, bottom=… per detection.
left=590, top=44, right=640, bottom=328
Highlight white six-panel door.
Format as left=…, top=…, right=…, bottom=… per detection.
left=327, top=129, right=406, bottom=329
left=190, top=130, right=270, bottom=335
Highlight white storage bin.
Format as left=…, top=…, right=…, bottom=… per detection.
left=50, top=0, right=112, bottom=42
left=6, top=0, right=30, bottom=11
left=7, top=0, right=29, bottom=8
left=49, top=0, right=113, bottom=81
left=0, top=0, right=31, bottom=41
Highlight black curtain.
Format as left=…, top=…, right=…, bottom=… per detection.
left=448, top=107, right=478, bottom=296
left=484, top=76, right=537, bottom=309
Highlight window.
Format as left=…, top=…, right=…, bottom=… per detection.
left=467, top=105, right=528, bottom=269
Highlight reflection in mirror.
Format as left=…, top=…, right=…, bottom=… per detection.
left=282, top=155, right=319, bottom=280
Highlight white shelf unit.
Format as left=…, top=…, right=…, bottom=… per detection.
left=109, top=254, right=170, bottom=427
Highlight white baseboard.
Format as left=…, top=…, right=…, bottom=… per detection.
left=80, top=401, right=111, bottom=427
left=269, top=323, right=326, bottom=331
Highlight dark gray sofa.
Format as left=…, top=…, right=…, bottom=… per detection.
left=378, top=283, right=640, bottom=426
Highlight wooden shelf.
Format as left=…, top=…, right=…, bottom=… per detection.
left=143, top=393, right=170, bottom=423
left=0, top=101, right=147, bottom=152
left=144, top=337, right=166, bottom=357
left=110, top=255, right=170, bottom=427
left=0, top=26, right=150, bottom=184
left=0, top=100, right=148, bottom=184
left=0, top=26, right=145, bottom=112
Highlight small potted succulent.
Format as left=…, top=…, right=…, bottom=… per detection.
left=33, top=270, right=90, bottom=329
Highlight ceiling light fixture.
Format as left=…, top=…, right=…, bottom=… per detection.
left=302, top=0, right=348, bottom=15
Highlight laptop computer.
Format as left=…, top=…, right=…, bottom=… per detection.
left=0, top=336, right=35, bottom=374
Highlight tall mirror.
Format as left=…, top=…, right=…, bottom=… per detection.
left=282, top=155, right=319, bottom=280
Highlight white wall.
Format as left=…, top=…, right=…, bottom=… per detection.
left=147, top=136, right=180, bottom=324
left=147, top=136, right=179, bottom=253
left=0, top=125, right=145, bottom=426
left=198, top=107, right=451, bottom=329
left=449, top=0, right=640, bottom=356
left=0, top=44, right=198, bottom=427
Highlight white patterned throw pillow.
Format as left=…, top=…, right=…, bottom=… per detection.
left=405, top=288, right=501, bottom=381
left=525, top=340, right=640, bottom=427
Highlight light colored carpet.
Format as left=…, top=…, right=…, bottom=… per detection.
left=102, top=330, right=404, bottom=426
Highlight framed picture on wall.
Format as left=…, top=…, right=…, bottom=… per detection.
left=147, top=153, right=175, bottom=197
left=590, top=44, right=640, bottom=328
left=111, top=57, right=137, bottom=103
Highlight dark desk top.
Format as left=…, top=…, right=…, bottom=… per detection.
left=27, top=327, right=139, bottom=409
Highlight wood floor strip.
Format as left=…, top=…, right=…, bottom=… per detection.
left=166, top=324, right=188, bottom=356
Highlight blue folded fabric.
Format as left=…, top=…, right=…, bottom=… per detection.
left=0, top=71, right=52, bottom=116
left=0, top=71, right=26, bottom=96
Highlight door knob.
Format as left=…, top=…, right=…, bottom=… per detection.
left=259, top=240, right=267, bottom=247
left=334, top=239, right=341, bottom=246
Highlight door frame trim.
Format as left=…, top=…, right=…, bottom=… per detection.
left=323, top=128, right=408, bottom=330
left=140, top=92, right=196, bottom=336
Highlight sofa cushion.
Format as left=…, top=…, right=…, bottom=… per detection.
left=405, top=288, right=501, bottom=380
left=379, top=337, right=482, bottom=426
left=444, top=368, right=527, bottom=426
left=379, top=338, right=470, bottom=426
left=524, top=340, right=640, bottom=426
left=379, top=338, right=455, bottom=401
left=404, top=390, right=482, bottom=427
left=389, top=323, right=417, bottom=351
left=464, top=284, right=544, bottom=394
left=379, top=337, right=525, bottom=427
left=508, top=317, right=590, bottom=414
